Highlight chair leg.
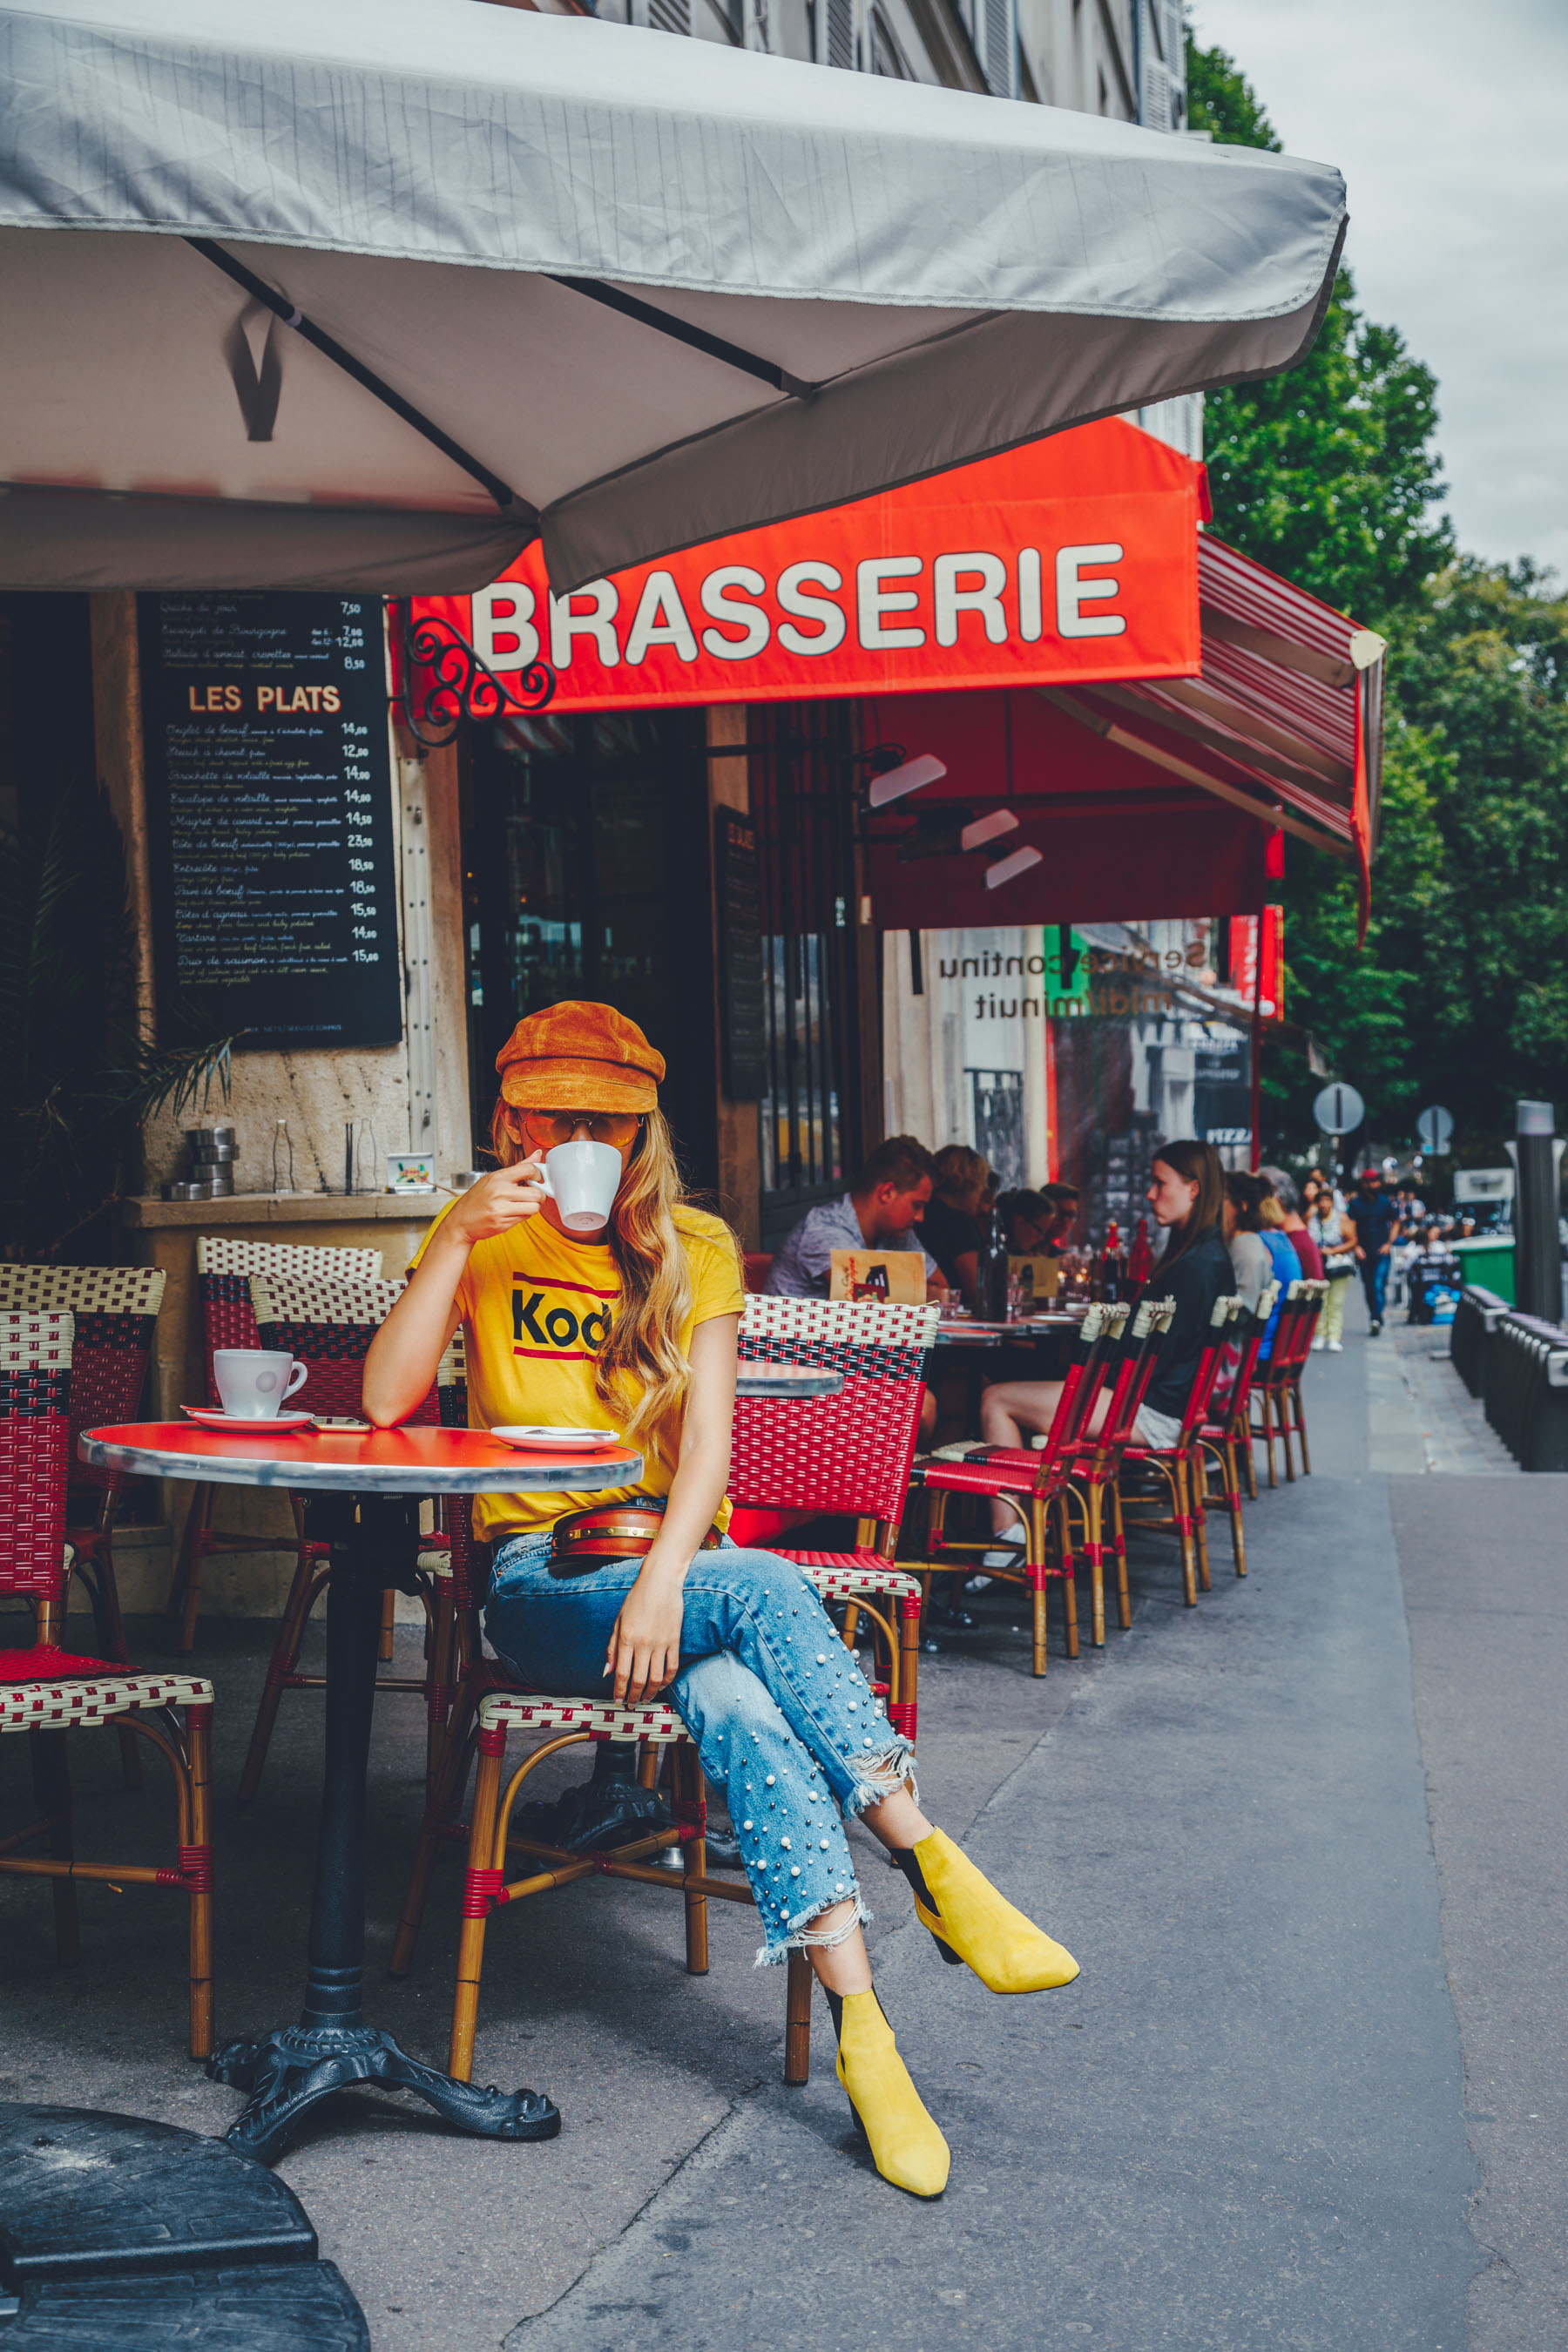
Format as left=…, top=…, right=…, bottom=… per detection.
left=237, top=1554, right=328, bottom=1806
left=1262, top=1392, right=1279, bottom=1490
left=185, top=1700, right=215, bottom=2059
left=1280, top=1382, right=1298, bottom=1483
left=678, top=1747, right=710, bottom=1977
left=1223, top=1440, right=1247, bottom=1578
left=30, top=1729, right=79, bottom=1967
left=784, top=1949, right=813, bottom=2086
left=1112, top=1486, right=1132, bottom=1630
left=892, top=1593, right=921, bottom=1740
left=1085, top=1483, right=1105, bottom=1647
left=169, top=1483, right=217, bottom=1656
left=1192, top=1455, right=1212, bottom=1593
left=392, top=1685, right=476, bottom=1977
left=1294, top=1383, right=1312, bottom=1476
left=449, top=1724, right=507, bottom=2083
left=378, top=1584, right=397, bottom=1664
left=1174, top=1460, right=1198, bottom=1607
left=1242, top=1423, right=1259, bottom=1503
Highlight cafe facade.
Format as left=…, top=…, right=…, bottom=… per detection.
left=1, top=412, right=1379, bottom=1607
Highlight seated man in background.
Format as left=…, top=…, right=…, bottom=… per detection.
left=767, top=1134, right=939, bottom=1300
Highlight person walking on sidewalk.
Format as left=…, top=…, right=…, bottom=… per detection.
left=1347, top=1166, right=1399, bottom=1335
left=1303, top=1174, right=1356, bottom=1349
left=365, top=1002, right=1078, bottom=2201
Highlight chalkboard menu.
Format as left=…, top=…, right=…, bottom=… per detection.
left=1193, top=1026, right=1253, bottom=1149
left=715, top=808, right=765, bottom=1101
left=139, top=591, right=402, bottom=1050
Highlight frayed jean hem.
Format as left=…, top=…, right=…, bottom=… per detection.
left=841, top=1734, right=918, bottom=1824
left=754, top=1883, right=874, bottom=1969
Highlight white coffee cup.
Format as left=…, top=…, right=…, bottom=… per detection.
left=213, top=1348, right=309, bottom=1418
left=537, top=1139, right=623, bottom=1235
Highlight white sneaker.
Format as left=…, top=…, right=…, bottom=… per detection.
left=1328, top=1340, right=1342, bottom=1352
left=1310, top=1337, right=1325, bottom=1351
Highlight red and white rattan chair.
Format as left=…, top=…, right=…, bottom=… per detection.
left=236, top=1271, right=440, bottom=1804
left=166, top=1238, right=383, bottom=1653
left=0, top=1310, right=215, bottom=2057
left=1250, top=1279, right=1327, bottom=1486
left=0, top=1264, right=166, bottom=1788
left=902, top=1303, right=1127, bottom=1673
left=1116, top=1294, right=1244, bottom=1606
left=730, top=1294, right=939, bottom=1738
left=1194, top=1280, right=1279, bottom=1576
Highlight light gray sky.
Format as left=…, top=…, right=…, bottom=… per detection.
left=1191, top=0, right=1568, bottom=580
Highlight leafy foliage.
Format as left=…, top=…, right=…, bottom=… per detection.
left=0, top=773, right=233, bottom=1260
left=1187, top=36, right=1568, bottom=1170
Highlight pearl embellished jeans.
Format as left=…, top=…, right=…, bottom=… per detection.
left=485, top=1536, right=916, bottom=1964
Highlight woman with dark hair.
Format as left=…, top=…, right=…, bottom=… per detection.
left=1225, top=1171, right=1293, bottom=1358
left=978, top=1139, right=1234, bottom=1500
left=923, top=1144, right=990, bottom=1308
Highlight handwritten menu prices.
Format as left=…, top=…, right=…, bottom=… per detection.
left=139, top=592, right=402, bottom=1049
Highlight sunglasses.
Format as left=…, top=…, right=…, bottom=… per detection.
left=522, top=1110, right=643, bottom=1151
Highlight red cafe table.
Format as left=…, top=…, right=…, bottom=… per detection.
left=78, top=1419, right=642, bottom=2167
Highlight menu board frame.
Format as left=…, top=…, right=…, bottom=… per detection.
left=139, top=591, right=403, bottom=1051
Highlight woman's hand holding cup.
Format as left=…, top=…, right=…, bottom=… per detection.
left=449, top=1156, right=549, bottom=1243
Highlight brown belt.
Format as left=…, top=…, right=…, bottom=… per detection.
left=548, top=1497, right=724, bottom=1577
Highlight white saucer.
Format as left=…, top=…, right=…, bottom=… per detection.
left=490, top=1424, right=620, bottom=1451
left=182, top=1405, right=316, bottom=1432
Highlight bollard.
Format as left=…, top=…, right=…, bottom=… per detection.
left=1513, top=1101, right=1565, bottom=1323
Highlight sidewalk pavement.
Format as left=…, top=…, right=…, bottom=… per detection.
left=3, top=1299, right=1562, bottom=2349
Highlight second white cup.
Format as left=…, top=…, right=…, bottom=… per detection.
left=539, top=1139, right=623, bottom=1234
left=213, top=1348, right=309, bottom=1417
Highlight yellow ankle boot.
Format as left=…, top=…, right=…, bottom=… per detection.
left=907, top=1827, right=1079, bottom=1993
left=834, top=1990, right=950, bottom=2198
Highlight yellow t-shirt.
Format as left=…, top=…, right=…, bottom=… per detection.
left=409, top=1199, right=745, bottom=1545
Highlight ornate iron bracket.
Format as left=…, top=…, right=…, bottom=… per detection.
left=390, top=601, right=555, bottom=751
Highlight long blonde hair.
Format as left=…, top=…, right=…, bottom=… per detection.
left=490, top=1099, right=708, bottom=1459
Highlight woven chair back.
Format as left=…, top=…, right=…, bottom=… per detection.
left=249, top=1273, right=437, bottom=1425
left=1040, top=1302, right=1126, bottom=1474
left=1110, top=1295, right=1177, bottom=1444
left=731, top=1296, right=938, bottom=1521
left=0, top=1310, right=74, bottom=1600
left=435, top=1328, right=485, bottom=1607
left=197, top=1238, right=383, bottom=1404
left=1215, top=1281, right=1278, bottom=1431
left=1170, top=1294, right=1245, bottom=1443
left=1264, top=1280, right=1318, bottom=1384
left=0, top=1267, right=166, bottom=1501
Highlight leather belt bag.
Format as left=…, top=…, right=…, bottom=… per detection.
left=548, top=1495, right=724, bottom=1577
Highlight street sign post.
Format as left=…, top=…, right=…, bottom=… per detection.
left=1416, top=1105, right=1455, bottom=1155
left=1312, top=1082, right=1365, bottom=1136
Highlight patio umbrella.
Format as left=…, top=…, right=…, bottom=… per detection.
left=0, top=0, right=1347, bottom=592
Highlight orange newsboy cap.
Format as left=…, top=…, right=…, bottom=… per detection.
left=496, top=1002, right=666, bottom=1113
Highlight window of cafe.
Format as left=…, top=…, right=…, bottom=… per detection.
left=459, top=706, right=720, bottom=1183
left=748, top=700, right=868, bottom=1247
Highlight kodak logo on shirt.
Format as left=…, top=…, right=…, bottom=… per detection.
left=511, top=1278, right=615, bottom=1359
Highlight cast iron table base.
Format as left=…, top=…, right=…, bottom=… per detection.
left=207, top=1496, right=559, bottom=2166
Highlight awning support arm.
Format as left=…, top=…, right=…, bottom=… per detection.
left=1037, top=689, right=1353, bottom=863
left=187, top=238, right=523, bottom=512
left=550, top=276, right=816, bottom=400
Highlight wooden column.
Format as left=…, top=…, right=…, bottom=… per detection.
left=706, top=704, right=762, bottom=1248
left=90, top=592, right=155, bottom=1045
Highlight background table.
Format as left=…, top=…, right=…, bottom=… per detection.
left=79, top=1422, right=642, bottom=2166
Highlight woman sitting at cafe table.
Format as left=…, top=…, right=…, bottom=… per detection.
left=362, top=1001, right=1078, bottom=2200
left=977, top=1140, right=1235, bottom=1549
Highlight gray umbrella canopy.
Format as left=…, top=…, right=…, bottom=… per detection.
left=0, top=0, right=1346, bottom=592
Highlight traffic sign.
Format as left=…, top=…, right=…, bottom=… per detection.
left=1313, top=1081, right=1365, bottom=1135
left=1416, top=1104, right=1455, bottom=1154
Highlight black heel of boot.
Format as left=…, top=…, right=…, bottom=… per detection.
left=893, top=1848, right=964, bottom=1964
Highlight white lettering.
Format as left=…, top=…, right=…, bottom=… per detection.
left=776, top=561, right=848, bottom=658
left=1056, top=543, right=1125, bottom=639
left=548, top=580, right=620, bottom=668
left=857, top=557, right=924, bottom=651
left=472, top=583, right=539, bottom=672
left=624, top=571, right=699, bottom=666
left=700, top=566, right=770, bottom=661
left=1017, top=549, right=1043, bottom=644
left=933, top=551, right=1007, bottom=647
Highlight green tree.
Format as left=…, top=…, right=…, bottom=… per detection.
left=1184, top=37, right=1568, bottom=1173
left=1186, top=38, right=1453, bottom=624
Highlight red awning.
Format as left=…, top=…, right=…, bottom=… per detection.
left=864, top=533, right=1384, bottom=935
